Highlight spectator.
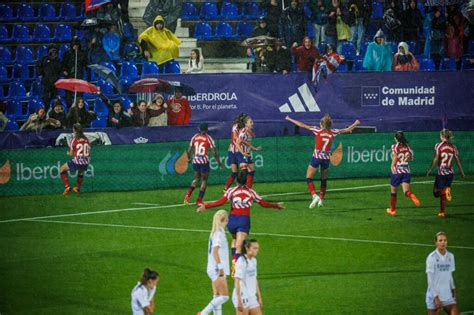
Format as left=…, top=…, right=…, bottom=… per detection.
left=37, top=45, right=62, bottom=107
left=253, top=16, right=274, bottom=37
left=167, top=87, right=192, bottom=126
left=430, top=7, right=446, bottom=69
left=66, top=98, right=97, bottom=128
left=263, top=0, right=282, bottom=37
left=138, top=15, right=181, bottom=71
left=85, top=26, right=109, bottom=64
left=148, top=94, right=168, bottom=126
left=383, top=4, right=403, bottom=42
left=325, top=0, right=339, bottom=46
left=116, top=0, right=130, bottom=22
left=256, top=47, right=272, bottom=72
left=20, top=108, right=59, bottom=131
left=47, top=100, right=67, bottom=129
left=308, top=0, right=328, bottom=47
left=128, top=100, right=165, bottom=127
left=98, top=93, right=132, bottom=128
left=62, top=37, right=88, bottom=106
left=312, top=43, right=345, bottom=90
left=445, top=6, right=464, bottom=61
left=402, top=0, right=422, bottom=40
left=279, top=0, right=306, bottom=47
left=184, top=49, right=204, bottom=73
left=291, top=36, right=320, bottom=72
left=267, top=40, right=292, bottom=73
left=335, top=3, right=351, bottom=53
left=347, top=0, right=371, bottom=55
left=392, top=41, right=419, bottom=71
left=103, top=25, right=121, bottom=62
left=363, top=29, right=393, bottom=71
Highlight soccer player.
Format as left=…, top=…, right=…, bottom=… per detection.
left=196, top=171, right=283, bottom=276
left=224, top=113, right=249, bottom=191
left=425, top=129, right=465, bottom=217
left=285, top=115, right=360, bottom=208
left=386, top=131, right=420, bottom=216
left=235, top=116, right=261, bottom=188
left=233, top=239, right=263, bottom=315
left=197, top=210, right=230, bottom=315
left=184, top=123, right=223, bottom=205
left=131, top=268, right=159, bottom=315
left=426, top=232, right=459, bottom=315
left=60, top=123, right=90, bottom=195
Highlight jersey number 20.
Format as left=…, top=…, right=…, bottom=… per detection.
left=76, top=143, right=90, bottom=156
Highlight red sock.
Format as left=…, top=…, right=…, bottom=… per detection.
left=440, top=193, right=446, bottom=213
left=405, top=191, right=413, bottom=198
left=225, top=173, right=236, bottom=189
left=60, top=171, right=69, bottom=187
left=306, top=178, right=316, bottom=196
left=186, top=186, right=195, bottom=198
left=320, top=179, right=327, bottom=199
left=390, top=193, right=397, bottom=209
left=76, top=174, right=83, bottom=189
left=246, top=171, right=254, bottom=188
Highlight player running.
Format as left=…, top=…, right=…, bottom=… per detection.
left=197, top=210, right=230, bottom=315
left=60, top=123, right=90, bottom=195
left=425, top=129, right=465, bottom=217
left=233, top=239, right=263, bottom=315
left=426, top=232, right=459, bottom=315
left=184, top=123, right=223, bottom=205
left=285, top=115, right=360, bottom=208
left=131, top=268, right=159, bottom=315
left=197, top=171, right=284, bottom=276
left=235, top=116, right=261, bottom=188
left=386, top=131, right=420, bottom=216
left=225, top=113, right=249, bottom=191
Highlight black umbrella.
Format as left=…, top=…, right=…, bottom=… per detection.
left=88, top=64, right=122, bottom=94
left=163, top=81, right=196, bottom=96
left=241, top=36, right=277, bottom=48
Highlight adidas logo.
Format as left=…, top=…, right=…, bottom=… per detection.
left=279, top=83, right=321, bottom=113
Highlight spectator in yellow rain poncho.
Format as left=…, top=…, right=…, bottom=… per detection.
left=138, top=16, right=181, bottom=69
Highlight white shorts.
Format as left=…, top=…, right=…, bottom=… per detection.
left=207, top=268, right=227, bottom=282
left=426, top=293, right=456, bottom=310
left=232, top=288, right=260, bottom=310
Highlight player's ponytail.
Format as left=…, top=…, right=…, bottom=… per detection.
left=140, top=268, right=159, bottom=286
left=395, top=131, right=408, bottom=144
left=73, top=123, right=87, bottom=140
left=320, top=114, right=332, bottom=130
left=236, top=171, right=247, bottom=186
left=440, top=129, right=453, bottom=142
left=210, top=210, right=228, bottom=236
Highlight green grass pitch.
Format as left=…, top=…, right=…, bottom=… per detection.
left=1, top=176, right=473, bottom=314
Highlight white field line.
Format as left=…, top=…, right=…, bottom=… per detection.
left=25, top=218, right=474, bottom=250
left=131, top=202, right=160, bottom=206
left=0, top=180, right=467, bottom=224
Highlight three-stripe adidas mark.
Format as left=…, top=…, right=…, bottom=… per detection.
left=279, top=83, right=321, bottom=113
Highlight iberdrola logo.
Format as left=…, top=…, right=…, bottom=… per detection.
left=0, top=160, right=11, bottom=184
left=330, top=143, right=343, bottom=166
left=159, top=150, right=188, bottom=179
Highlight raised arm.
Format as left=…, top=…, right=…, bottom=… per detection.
left=285, top=116, right=312, bottom=130
left=338, top=119, right=360, bottom=134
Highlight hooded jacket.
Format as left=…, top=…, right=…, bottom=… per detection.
left=392, top=41, right=419, bottom=71
left=363, top=29, right=393, bottom=71
left=138, top=15, right=181, bottom=65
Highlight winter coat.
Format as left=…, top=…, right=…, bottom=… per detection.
left=291, top=45, right=320, bottom=72
left=66, top=106, right=97, bottom=128
left=279, top=6, right=306, bottom=46
left=252, top=26, right=274, bottom=37
left=62, top=49, right=87, bottom=80
left=20, top=113, right=59, bottom=131
left=37, top=55, right=62, bottom=86
left=167, top=97, right=192, bottom=125
left=107, top=111, right=132, bottom=128
left=308, top=2, right=328, bottom=25
left=325, top=6, right=338, bottom=37
left=130, top=107, right=165, bottom=127
left=347, top=0, right=372, bottom=27
left=402, top=8, right=423, bottom=32
left=263, top=2, right=282, bottom=36
left=267, top=47, right=292, bottom=73
left=47, top=109, right=67, bottom=128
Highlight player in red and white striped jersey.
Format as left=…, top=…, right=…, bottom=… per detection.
left=386, top=131, right=420, bottom=216
left=224, top=113, right=249, bottom=191
left=426, top=129, right=465, bottom=217
left=60, top=123, right=91, bottom=195
left=235, top=116, right=261, bottom=189
left=184, top=123, right=222, bottom=205
left=286, top=115, right=360, bottom=208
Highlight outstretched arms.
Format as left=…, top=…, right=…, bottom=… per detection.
left=285, top=116, right=313, bottom=130
left=338, top=120, right=361, bottom=134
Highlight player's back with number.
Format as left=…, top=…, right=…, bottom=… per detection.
left=71, top=137, right=91, bottom=165
left=435, top=142, right=458, bottom=175
left=225, top=186, right=262, bottom=216
left=191, top=133, right=215, bottom=164
left=392, top=143, right=413, bottom=174
left=310, top=126, right=340, bottom=159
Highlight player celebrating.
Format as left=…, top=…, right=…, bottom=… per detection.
left=233, top=239, right=263, bottom=315
left=60, top=123, right=90, bottom=195
left=235, top=116, right=261, bottom=188
left=425, top=129, right=465, bottom=217
left=197, top=171, right=283, bottom=276
left=131, top=268, right=159, bottom=315
left=224, top=113, right=249, bottom=191
left=184, top=123, right=223, bottom=205
left=386, top=131, right=420, bottom=216
left=286, top=115, right=360, bottom=208
left=426, top=232, right=459, bottom=315
left=197, top=210, right=230, bottom=315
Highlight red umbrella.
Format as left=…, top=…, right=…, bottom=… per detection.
left=129, top=78, right=170, bottom=93
left=55, top=79, right=99, bottom=93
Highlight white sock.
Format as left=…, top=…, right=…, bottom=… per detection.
left=201, top=296, right=229, bottom=315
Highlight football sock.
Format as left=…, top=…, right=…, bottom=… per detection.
left=225, top=172, right=238, bottom=189
left=197, top=189, right=206, bottom=202
left=404, top=191, right=413, bottom=198
left=320, top=179, right=327, bottom=199
left=235, top=253, right=241, bottom=260
left=390, top=193, right=397, bottom=209
left=246, top=171, right=255, bottom=188
left=60, top=171, right=69, bottom=187
left=186, top=186, right=195, bottom=197
left=306, top=178, right=316, bottom=196
left=231, top=247, right=236, bottom=261
left=201, top=296, right=229, bottom=315
left=440, top=192, right=447, bottom=213
left=76, top=174, right=84, bottom=189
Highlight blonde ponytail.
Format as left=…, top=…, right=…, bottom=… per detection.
left=210, top=210, right=228, bottom=236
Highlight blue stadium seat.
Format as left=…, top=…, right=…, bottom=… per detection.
left=200, top=2, right=219, bottom=19
left=341, top=41, right=357, bottom=60
left=12, top=63, right=35, bottom=80
left=468, top=40, right=474, bottom=55
left=419, top=58, right=435, bottom=71
left=163, top=61, right=181, bottom=74
left=235, top=21, right=253, bottom=38
left=221, top=3, right=240, bottom=19
left=0, top=46, right=12, bottom=64
left=0, top=65, right=8, bottom=81
left=304, top=2, right=312, bottom=18
left=360, top=41, right=369, bottom=57
left=119, top=77, right=131, bottom=91
left=33, top=24, right=53, bottom=42
left=306, top=20, right=314, bottom=38
left=181, top=2, right=198, bottom=19
left=5, top=98, right=27, bottom=119
left=122, top=22, right=136, bottom=41
left=55, top=24, right=73, bottom=42
left=371, top=1, right=383, bottom=18
left=39, top=3, right=60, bottom=21
left=194, top=22, right=214, bottom=40
left=407, top=40, right=418, bottom=54
left=119, top=96, right=132, bottom=110
left=122, top=42, right=140, bottom=58
left=8, top=81, right=27, bottom=98
left=93, top=98, right=109, bottom=116
left=215, top=22, right=234, bottom=39
left=98, top=79, right=115, bottom=96
left=242, top=2, right=259, bottom=19
left=15, top=46, right=34, bottom=64
left=28, top=97, right=45, bottom=113
left=318, top=42, right=327, bottom=54
left=12, top=24, right=31, bottom=43
left=17, top=3, right=37, bottom=22
left=0, top=4, right=15, bottom=22
left=390, top=41, right=398, bottom=54
left=100, top=61, right=117, bottom=73
left=58, top=44, right=70, bottom=60
left=91, top=115, right=107, bottom=128
left=417, top=2, right=426, bottom=17
left=4, top=119, right=20, bottom=131
left=439, top=57, right=456, bottom=71
left=60, top=2, right=80, bottom=21
left=30, top=80, right=42, bottom=97
left=141, top=61, right=161, bottom=77
left=461, top=56, right=474, bottom=71
left=337, top=63, right=348, bottom=72
left=0, top=25, right=10, bottom=43
left=120, top=60, right=139, bottom=81
left=353, top=58, right=367, bottom=72
left=36, top=45, right=49, bottom=61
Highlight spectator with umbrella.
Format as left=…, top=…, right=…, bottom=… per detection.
left=97, top=92, right=132, bottom=128
left=128, top=100, right=166, bottom=127
left=148, top=94, right=168, bottom=126
left=62, top=37, right=88, bottom=107
left=66, top=98, right=97, bottom=128
left=37, top=45, right=62, bottom=107
left=167, top=86, right=192, bottom=126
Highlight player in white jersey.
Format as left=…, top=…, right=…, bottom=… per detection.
left=232, top=239, right=262, bottom=315
left=426, top=232, right=459, bottom=315
left=131, top=268, right=159, bottom=315
left=198, top=210, right=230, bottom=315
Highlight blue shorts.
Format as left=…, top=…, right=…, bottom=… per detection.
left=236, top=152, right=253, bottom=165
left=192, top=163, right=210, bottom=174
left=435, top=174, right=454, bottom=189
left=390, top=173, right=411, bottom=187
left=67, top=160, right=88, bottom=173
left=310, top=157, right=330, bottom=170
left=227, top=151, right=239, bottom=165
left=227, top=214, right=250, bottom=235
